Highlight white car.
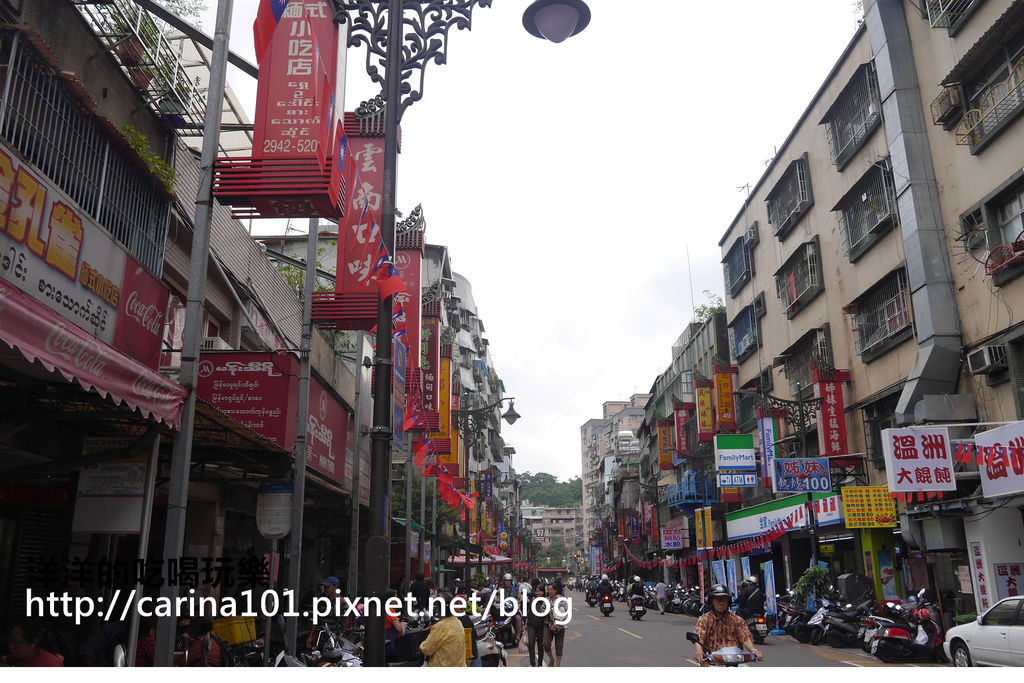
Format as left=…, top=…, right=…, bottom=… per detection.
left=943, top=596, right=1024, bottom=666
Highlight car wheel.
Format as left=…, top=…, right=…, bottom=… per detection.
left=951, top=642, right=972, bottom=667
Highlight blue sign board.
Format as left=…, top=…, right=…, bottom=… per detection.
left=773, top=457, right=831, bottom=493
left=726, top=559, right=738, bottom=598
left=718, top=472, right=759, bottom=487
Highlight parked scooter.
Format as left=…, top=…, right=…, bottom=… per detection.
left=870, top=590, right=946, bottom=663
left=821, top=599, right=873, bottom=649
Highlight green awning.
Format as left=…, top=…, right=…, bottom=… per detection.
left=392, top=517, right=425, bottom=532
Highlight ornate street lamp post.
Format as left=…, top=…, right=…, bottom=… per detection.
left=451, top=398, right=519, bottom=584
left=338, top=0, right=584, bottom=665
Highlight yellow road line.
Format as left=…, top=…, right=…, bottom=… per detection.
left=685, top=658, right=698, bottom=666
left=618, top=627, right=642, bottom=639
left=588, top=615, right=601, bottom=621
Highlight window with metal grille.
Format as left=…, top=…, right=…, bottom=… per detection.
left=784, top=329, right=832, bottom=395
left=863, top=392, right=901, bottom=467
left=834, top=159, right=898, bottom=260
left=722, top=235, right=752, bottom=297
left=954, top=21, right=1024, bottom=151
left=821, top=63, right=882, bottom=169
left=774, top=239, right=821, bottom=318
left=850, top=270, right=913, bottom=357
left=0, top=30, right=169, bottom=275
left=728, top=306, right=757, bottom=362
left=765, top=154, right=813, bottom=239
left=927, top=0, right=981, bottom=31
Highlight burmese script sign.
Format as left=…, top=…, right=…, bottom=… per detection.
left=0, top=142, right=167, bottom=368
left=197, top=352, right=348, bottom=486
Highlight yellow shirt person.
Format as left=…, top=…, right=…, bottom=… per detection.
left=418, top=615, right=467, bottom=667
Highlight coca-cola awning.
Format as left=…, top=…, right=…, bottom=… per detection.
left=0, top=281, right=187, bottom=428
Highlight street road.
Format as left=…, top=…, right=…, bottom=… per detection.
left=506, top=593, right=948, bottom=668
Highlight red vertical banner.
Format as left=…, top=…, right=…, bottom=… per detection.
left=815, top=379, right=849, bottom=461
left=714, top=366, right=736, bottom=431
left=337, top=131, right=385, bottom=292
left=253, top=2, right=339, bottom=162
left=674, top=403, right=692, bottom=458
left=651, top=505, right=659, bottom=546
left=697, top=381, right=715, bottom=442
left=394, top=248, right=422, bottom=360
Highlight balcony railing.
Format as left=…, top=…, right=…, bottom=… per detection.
left=836, top=161, right=898, bottom=258
left=955, top=56, right=1024, bottom=149
left=728, top=307, right=757, bottom=362
left=775, top=241, right=820, bottom=318
left=766, top=155, right=813, bottom=239
left=851, top=270, right=912, bottom=355
left=822, top=64, right=881, bottom=169
left=784, top=329, right=832, bottom=394
left=927, top=0, right=978, bottom=29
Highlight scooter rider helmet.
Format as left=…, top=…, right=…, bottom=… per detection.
left=633, top=575, right=641, bottom=582
left=503, top=573, right=513, bottom=581
left=601, top=574, right=608, bottom=580
left=747, top=575, right=758, bottom=584
left=708, top=583, right=731, bottom=599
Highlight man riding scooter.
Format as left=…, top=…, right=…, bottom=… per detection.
left=693, top=584, right=764, bottom=667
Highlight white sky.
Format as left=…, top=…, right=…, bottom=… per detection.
left=201, top=1, right=864, bottom=482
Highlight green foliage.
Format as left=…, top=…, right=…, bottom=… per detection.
left=519, top=472, right=582, bottom=508
left=537, top=540, right=569, bottom=568
left=157, top=0, right=206, bottom=23
left=793, top=564, right=832, bottom=601
left=119, top=125, right=176, bottom=195
left=694, top=289, right=725, bottom=323
left=275, top=244, right=349, bottom=352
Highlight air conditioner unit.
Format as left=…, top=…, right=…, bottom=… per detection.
left=745, top=222, right=760, bottom=248
left=967, top=345, right=1007, bottom=375
left=930, top=86, right=962, bottom=126
left=202, top=336, right=232, bottom=351
left=753, top=292, right=766, bottom=317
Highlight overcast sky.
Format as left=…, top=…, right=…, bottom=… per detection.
left=201, top=1, right=864, bottom=482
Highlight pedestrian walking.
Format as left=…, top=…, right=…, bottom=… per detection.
left=524, top=579, right=546, bottom=666
left=542, top=583, right=566, bottom=667
left=655, top=579, right=668, bottom=615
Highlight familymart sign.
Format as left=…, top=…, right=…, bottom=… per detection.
left=715, top=434, right=757, bottom=471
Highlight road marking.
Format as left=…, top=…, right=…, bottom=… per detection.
left=841, top=661, right=865, bottom=667
left=618, top=627, right=642, bottom=639
left=588, top=615, right=601, bottom=621
left=686, top=658, right=698, bottom=666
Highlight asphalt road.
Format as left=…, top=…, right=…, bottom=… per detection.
left=505, top=592, right=948, bottom=668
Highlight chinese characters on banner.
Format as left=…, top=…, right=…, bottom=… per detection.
left=253, top=2, right=339, bottom=164
left=757, top=416, right=780, bottom=483
left=814, top=380, right=849, bottom=459
left=658, top=423, right=674, bottom=471
left=697, top=382, right=714, bottom=442
left=881, top=427, right=957, bottom=494
left=435, top=357, right=458, bottom=471
left=993, top=563, right=1023, bottom=599
left=420, top=318, right=440, bottom=414
left=661, top=528, right=682, bottom=550
left=772, top=458, right=831, bottom=493
left=973, top=421, right=1024, bottom=498
left=971, top=542, right=990, bottom=612
left=695, top=506, right=713, bottom=549
left=715, top=367, right=736, bottom=431
left=673, top=403, right=691, bottom=462
left=630, top=514, right=640, bottom=542
left=338, top=132, right=385, bottom=291
left=841, top=486, right=898, bottom=528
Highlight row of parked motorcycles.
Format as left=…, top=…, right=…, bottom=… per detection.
left=776, top=587, right=947, bottom=663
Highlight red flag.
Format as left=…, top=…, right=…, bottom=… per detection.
left=253, top=0, right=292, bottom=64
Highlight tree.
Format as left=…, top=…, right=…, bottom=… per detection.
left=537, top=540, right=570, bottom=568
left=519, top=472, right=582, bottom=507
left=694, top=289, right=725, bottom=323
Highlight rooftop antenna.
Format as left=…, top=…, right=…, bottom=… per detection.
left=687, top=245, right=696, bottom=324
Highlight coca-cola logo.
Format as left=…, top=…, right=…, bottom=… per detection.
left=132, top=371, right=182, bottom=403
left=124, top=290, right=163, bottom=336
left=45, top=323, right=109, bottom=376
